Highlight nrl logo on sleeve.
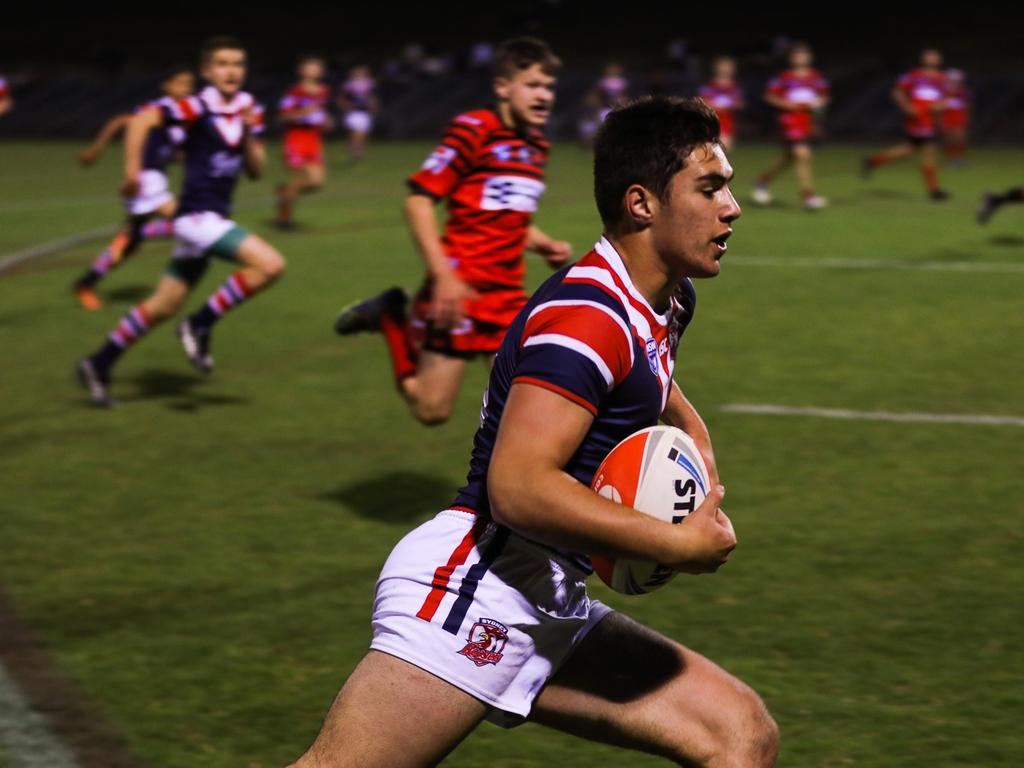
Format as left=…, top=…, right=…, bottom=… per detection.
left=457, top=618, right=508, bottom=667
left=645, top=338, right=659, bottom=374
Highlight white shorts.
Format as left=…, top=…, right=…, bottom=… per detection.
left=370, top=509, right=612, bottom=725
left=344, top=110, right=373, bottom=134
left=124, top=169, right=173, bottom=216
left=172, top=211, right=244, bottom=260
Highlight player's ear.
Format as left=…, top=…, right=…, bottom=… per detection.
left=493, top=76, right=511, bottom=101
left=624, top=184, right=655, bottom=228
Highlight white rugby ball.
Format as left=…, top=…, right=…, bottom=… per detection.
left=590, top=426, right=710, bottom=595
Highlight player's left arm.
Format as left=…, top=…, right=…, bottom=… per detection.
left=526, top=225, right=572, bottom=269
left=661, top=380, right=719, bottom=486
left=79, top=113, right=132, bottom=166
left=243, top=104, right=266, bottom=179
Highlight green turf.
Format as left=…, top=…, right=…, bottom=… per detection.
left=1, top=139, right=1023, bottom=768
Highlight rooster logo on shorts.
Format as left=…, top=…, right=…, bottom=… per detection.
left=457, top=618, right=508, bottom=667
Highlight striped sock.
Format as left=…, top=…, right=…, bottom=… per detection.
left=140, top=218, right=174, bottom=239
left=90, top=304, right=152, bottom=374
left=189, top=271, right=253, bottom=332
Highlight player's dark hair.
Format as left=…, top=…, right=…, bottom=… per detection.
left=493, top=37, right=561, bottom=79
left=158, top=63, right=193, bottom=83
left=297, top=52, right=325, bottom=68
left=593, top=96, right=720, bottom=230
left=200, top=36, right=246, bottom=65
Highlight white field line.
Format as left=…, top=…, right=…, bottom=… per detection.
left=728, top=255, right=1024, bottom=274
left=721, top=403, right=1024, bottom=428
left=0, top=660, right=80, bottom=768
left=0, top=227, right=118, bottom=275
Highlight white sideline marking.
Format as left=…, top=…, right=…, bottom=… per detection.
left=721, top=403, right=1024, bottom=428
left=0, top=660, right=80, bottom=768
left=0, top=227, right=118, bottom=275
left=728, top=256, right=1024, bottom=274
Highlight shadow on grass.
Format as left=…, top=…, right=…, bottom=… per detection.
left=122, top=368, right=249, bottom=411
left=320, top=471, right=455, bottom=524
left=860, top=188, right=917, bottom=200
left=104, top=284, right=152, bottom=304
left=989, top=234, right=1024, bottom=248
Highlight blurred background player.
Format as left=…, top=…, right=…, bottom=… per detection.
left=337, top=64, right=377, bottom=161
left=578, top=62, right=630, bottom=144
left=274, top=55, right=332, bottom=229
left=977, top=186, right=1023, bottom=224
left=699, top=56, right=745, bottom=151
left=0, top=73, right=13, bottom=116
left=71, top=66, right=195, bottom=310
left=76, top=37, right=285, bottom=407
left=752, top=42, right=829, bottom=210
left=941, top=67, right=971, bottom=166
left=333, top=37, right=572, bottom=426
left=862, top=49, right=949, bottom=200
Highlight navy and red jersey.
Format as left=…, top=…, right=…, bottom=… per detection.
left=896, top=68, right=947, bottom=137
left=452, top=237, right=694, bottom=566
left=278, top=83, right=331, bottom=130
left=407, top=107, right=550, bottom=326
left=139, top=97, right=185, bottom=171
left=698, top=80, right=743, bottom=137
left=340, top=76, right=375, bottom=111
left=161, top=86, right=265, bottom=217
left=766, top=69, right=829, bottom=141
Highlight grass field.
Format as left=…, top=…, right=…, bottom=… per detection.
left=1, top=139, right=1023, bottom=768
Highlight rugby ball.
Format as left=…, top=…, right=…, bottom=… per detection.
left=590, top=426, right=710, bottom=595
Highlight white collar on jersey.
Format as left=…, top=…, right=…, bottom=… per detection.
left=594, top=236, right=676, bottom=327
left=199, top=85, right=252, bottom=115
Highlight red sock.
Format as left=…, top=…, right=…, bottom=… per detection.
left=869, top=154, right=888, bottom=168
left=380, top=314, right=418, bottom=382
left=922, top=165, right=939, bottom=191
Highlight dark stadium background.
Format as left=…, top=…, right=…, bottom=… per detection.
left=2, top=1, right=1022, bottom=141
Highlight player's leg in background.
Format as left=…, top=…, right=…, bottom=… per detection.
left=399, top=349, right=468, bottom=426
left=531, top=612, right=779, bottom=768
left=287, top=650, right=487, bottom=768
left=792, top=143, right=825, bottom=209
left=72, top=200, right=177, bottom=308
left=276, top=163, right=325, bottom=228
left=919, top=141, right=946, bottom=200
left=943, top=125, right=968, bottom=166
left=753, top=145, right=792, bottom=205
left=862, top=141, right=914, bottom=177
left=978, top=186, right=1024, bottom=224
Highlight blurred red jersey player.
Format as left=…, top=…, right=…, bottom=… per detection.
left=698, top=56, right=744, bottom=151
left=0, top=74, right=12, bottom=117
left=752, top=42, right=829, bottom=210
left=333, top=38, right=572, bottom=427
left=941, top=68, right=970, bottom=165
left=275, top=55, right=332, bottom=228
left=863, top=49, right=950, bottom=200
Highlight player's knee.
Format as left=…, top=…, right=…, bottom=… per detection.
left=261, top=250, right=287, bottom=281
left=412, top=397, right=454, bottom=426
left=718, top=690, right=779, bottom=768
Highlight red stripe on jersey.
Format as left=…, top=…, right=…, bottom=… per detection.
left=521, top=304, right=631, bottom=385
left=178, top=96, right=199, bottom=122
left=416, top=527, right=478, bottom=622
left=512, top=376, right=599, bottom=416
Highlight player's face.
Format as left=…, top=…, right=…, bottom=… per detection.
left=299, top=60, right=325, bottom=82
left=922, top=50, right=942, bottom=70
left=790, top=47, right=813, bottom=69
left=714, top=60, right=735, bottom=81
left=163, top=71, right=195, bottom=99
left=203, top=48, right=246, bottom=95
left=651, top=143, right=740, bottom=279
left=496, top=63, right=556, bottom=128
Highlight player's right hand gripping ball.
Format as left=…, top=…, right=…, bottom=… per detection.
left=590, top=426, right=710, bottom=595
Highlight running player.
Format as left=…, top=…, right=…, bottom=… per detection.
left=274, top=55, right=332, bottom=229
left=337, top=65, right=377, bottom=161
left=941, top=68, right=970, bottom=166
left=0, top=74, right=13, bottom=116
left=752, top=42, right=829, bottom=210
left=334, top=38, right=571, bottom=427
left=76, top=37, right=286, bottom=407
left=578, top=63, right=630, bottom=145
left=862, top=49, right=949, bottom=200
left=72, top=66, right=195, bottom=310
left=290, top=96, right=777, bottom=768
left=699, top=56, right=745, bottom=151
left=978, top=186, right=1024, bottom=224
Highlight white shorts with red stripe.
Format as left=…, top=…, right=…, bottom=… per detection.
left=370, top=508, right=612, bottom=726
left=172, top=211, right=239, bottom=260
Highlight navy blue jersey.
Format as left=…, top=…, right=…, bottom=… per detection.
left=452, top=237, right=695, bottom=563
left=161, top=86, right=265, bottom=217
left=138, top=97, right=184, bottom=171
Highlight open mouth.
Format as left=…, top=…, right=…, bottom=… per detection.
left=529, top=105, right=551, bottom=119
left=711, top=231, right=731, bottom=256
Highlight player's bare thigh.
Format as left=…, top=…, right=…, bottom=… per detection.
left=235, top=234, right=286, bottom=285
left=531, top=612, right=779, bottom=768
left=402, top=349, right=468, bottom=425
left=141, top=273, right=191, bottom=320
left=289, top=650, right=487, bottom=768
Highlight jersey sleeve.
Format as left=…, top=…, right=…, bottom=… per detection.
left=160, top=95, right=203, bottom=127
left=407, top=113, right=487, bottom=199
left=278, top=90, right=298, bottom=112
left=247, top=102, right=266, bottom=138
left=511, top=299, right=635, bottom=416
left=765, top=76, right=784, bottom=98
left=0, top=77, right=8, bottom=100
